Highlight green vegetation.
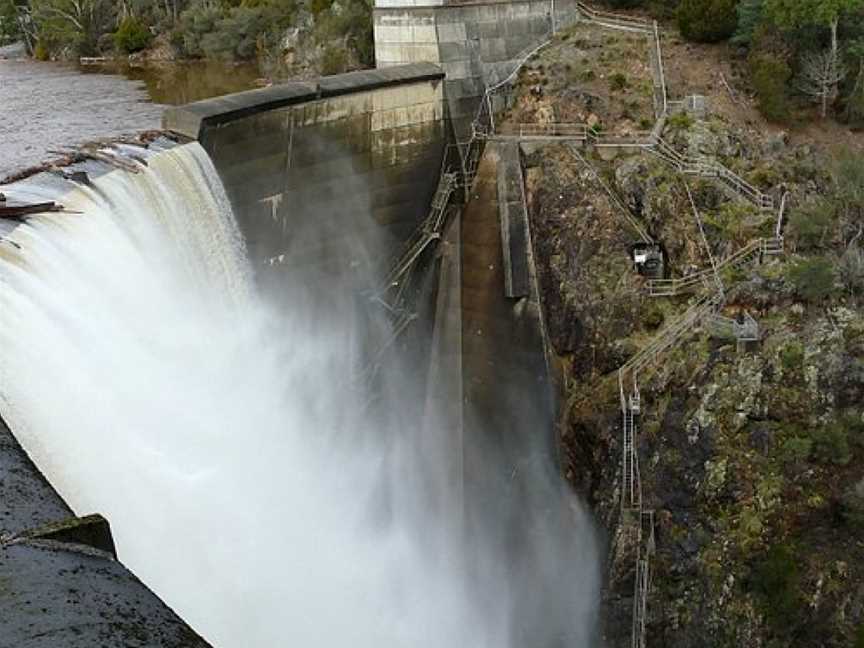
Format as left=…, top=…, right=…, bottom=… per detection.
left=320, top=43, right=346, bottom=75
left=0, top=0, right=20, bottom=45
left=612, top=0, right=864, bottom=124
left=842, top=487, right=864, bottom=530
left=787, top=257, right=835, bottom=302
left=780, top=341, right=804, bottom=370
left=750, top=543, right=802, bottom=633
left=779, top=433, right=812, bottom=463
left=676, top=0, right=738, bottom=42
left=5, top=0, right=374, bottom=74
left=666, top=111, right=694, bottom=129
left=788, top=200, right=835, bottom=249
left=609, top=71, right=628, bottom=90
left=113, top=16, right=151, bottom=54
left=749, top=50, right=792, bottom=122
left=812, top=422, right=853, bottom=465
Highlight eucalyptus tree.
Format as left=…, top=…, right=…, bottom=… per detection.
left=766, top=0, right=864, bottom=114
left=845, top=38, right=864, bottom=123
left=29, top=0, right=112, bottom=55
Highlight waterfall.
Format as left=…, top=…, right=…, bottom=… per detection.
left=0, top=143, right=599, bottom=647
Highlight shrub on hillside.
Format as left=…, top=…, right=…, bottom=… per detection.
left=609, top=72, right=628, bottom=91
left=33, top=41, right=50, bottom=59
left=676, top=0, right=737, bottom=43
left=750, top=543, right=801, bottom=632
left=0, top=0, right=21, bottom=46
left=812, top=423, right=852, bottom=466
left=113, top=16, right=152, bottom=54
left=749, top=51, right=792, bottom=122
left=839, top=246, right=864, bottom=296
left=779, top=435, right=812, bottom=464
left=31, top=0, right=114, bottom=57
left=320, top=44, right=346, bottom=75
left=841, top=487, right=864, bottom=531
left=200, top=6, right=268, bottom=60
left=787, top=257, right=835, bottom=302
left=177, top=1, right=224, bottom=58
left=788, top=199, right=835, bottom=250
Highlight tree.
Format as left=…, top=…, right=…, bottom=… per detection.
left=787, top=257, right=836, bottom=302
left=766, top=0, right=864, bottom=113
left=844, top=38, right=864, bottom=123
left=0, top=0, right=20, bottom=44
left=788, top=198, right=835, bottom=249
left=733, top=0, right=765, bottom=46
left=838, top=245, right=864, bottom=295
left=30, top=0, right=113, bottom=56
left=831, top=147, right=864, bottom=241
left=676, top=0, right=738, bottom=43
left=750, top=50, right=793, bottom=121
left=798, top=48, right=848, bottom=116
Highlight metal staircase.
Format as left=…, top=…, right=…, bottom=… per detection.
left=621, top=291, right=724, bottom=387
left=708, top=311, right=760, bottom=351
left=632, top=558, right=650, bottom=648
left=567, top=145, right=654, bottom=244
left=648, top=137, right=774, bottom=211
left=575, top=1, right=652, bottom=33
left=647, top=237, right=784, bottom=296
left=621, top=391, right=641, bottom=511
left=375, top=172, right=457, bottom=310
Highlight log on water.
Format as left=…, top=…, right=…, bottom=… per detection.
left=0, top=200, right=60, bottom=220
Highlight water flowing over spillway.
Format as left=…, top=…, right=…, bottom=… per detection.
left=0, top=143, right=600, bottom=647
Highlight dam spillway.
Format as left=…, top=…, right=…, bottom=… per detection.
left=0, top=9, right=602, bottom=644
left=0, top=138, right=600, bottom=647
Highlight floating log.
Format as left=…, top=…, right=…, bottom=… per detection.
left=0, top=200, right=60, bottom=220
left=80, top=146, right=142, bottom=174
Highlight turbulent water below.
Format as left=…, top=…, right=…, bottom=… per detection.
left=0, top=144, right=600, bottom=647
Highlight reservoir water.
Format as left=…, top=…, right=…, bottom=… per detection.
left=0, top=52, right=259, bottom=179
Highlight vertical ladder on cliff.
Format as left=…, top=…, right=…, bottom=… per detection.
left=632, top=557, right=650, bottom=648
left=622, top=390, right=641, bottom=512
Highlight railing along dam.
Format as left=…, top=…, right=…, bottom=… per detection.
left=0, top=57, right=600, bottom=646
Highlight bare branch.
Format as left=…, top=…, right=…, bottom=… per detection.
left=797, top=49, right=848, bottom=117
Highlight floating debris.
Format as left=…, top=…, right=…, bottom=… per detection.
left=0, top=200, right=61, bottom=220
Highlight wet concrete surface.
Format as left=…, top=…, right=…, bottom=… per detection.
left=458, top=145, right=595, bottom=647
left=2, top=541, right=210, bottom=648
left=0, top=58, right=162, bottom=179
left=0, top=416, right=72, bottom=538
left=0, top=414, right=211, bottom=647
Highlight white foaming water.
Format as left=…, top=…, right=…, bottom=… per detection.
left=0, top=143, right=599, bottom=647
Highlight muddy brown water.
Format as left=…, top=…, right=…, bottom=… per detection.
left=0, top=57, right=260, bottom=179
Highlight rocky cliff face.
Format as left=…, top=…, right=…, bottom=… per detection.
left=521, top=107, right=864, bottom=647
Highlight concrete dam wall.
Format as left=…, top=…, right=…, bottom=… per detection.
left=374, top=0, right=580, bottom=142
left=163, top=63, right=448, bottom=281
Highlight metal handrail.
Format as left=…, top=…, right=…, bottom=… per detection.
left=775, top=191, right=790, bottom=239
left=576, top=1, right=652, bottom=31
left=652, top=21, right=668, bottom=118
left=647, top=237, right=783, bottom=296
left=568, top=145, right=653, bottom=244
